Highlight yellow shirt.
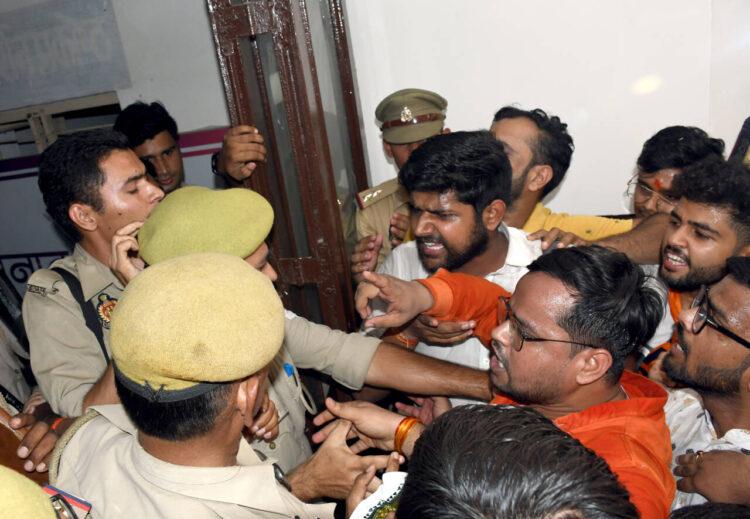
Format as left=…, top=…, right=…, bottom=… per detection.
left=522, top=202, right=633, bottom=241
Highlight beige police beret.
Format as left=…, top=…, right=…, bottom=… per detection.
left=111, top=253, right=284, bottom=402
left=375, top=88, right=447, bottom=144
left=0, top=466, right=56, bottom=518
left=138, top=186, right=273, bottom=265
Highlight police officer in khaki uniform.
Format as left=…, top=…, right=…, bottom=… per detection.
left=23, top=130, right=165, bottom=418
left=53, top=253, right=377, bottom=518
left=115, top=186, right=493, bottom=473
left=352, top=89, right=448, bottom=281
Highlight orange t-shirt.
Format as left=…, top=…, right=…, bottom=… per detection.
left=491, top=371, right=675, bottom=519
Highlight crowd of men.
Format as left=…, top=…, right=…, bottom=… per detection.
left=2, top=89, right=749, bottom=518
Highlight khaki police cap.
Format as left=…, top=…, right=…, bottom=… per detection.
left=375, top=88, right=447, bottom=144
left=0, top=466, right=56, bottom=518
left=138, top=186, right=273, bottom=266
left=111, top=253, right=284, bottom=402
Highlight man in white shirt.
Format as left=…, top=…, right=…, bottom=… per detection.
left=662, top=256, right=750, bottom=510
left=364, top=131, right=542, bottom=404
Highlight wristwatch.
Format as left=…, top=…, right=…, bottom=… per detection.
left=211, top=150, right=222, bottom=176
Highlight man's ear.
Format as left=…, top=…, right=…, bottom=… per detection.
left=383, top=141, right=394, bottom=159
left=526, top=165, right=553, bottom=193
left=235, top=375, right=261, bottom=425
left=68, top=203, right=98, bottom=232
left=736, top=243, right=750, bottom=258
left=574, top=348, right=613, bottom=386
left=483, top=199, right=507, bottom=231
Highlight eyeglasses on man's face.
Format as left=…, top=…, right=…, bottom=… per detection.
left=624, top=176, right=680, bottom=210
left=497, top=297, right=599, bottom=352
left=690, top=285, right=750, bottom=350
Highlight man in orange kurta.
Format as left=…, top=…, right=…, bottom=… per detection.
left=355, top=246, right=675, bottom=518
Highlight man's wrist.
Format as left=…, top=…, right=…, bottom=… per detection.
left=287, top=461, right=318, bottom=502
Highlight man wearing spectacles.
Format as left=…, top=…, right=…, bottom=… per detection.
left=525, top=125, right=724, bottom=265
left=661, top=256, right=750, bottom=510
left=640, top=157, right=750, bottom=374
left=345, top=246, right=675, bottom=518
left=630, top=126, right=724, bottom=219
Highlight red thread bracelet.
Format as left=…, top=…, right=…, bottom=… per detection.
left=50, top=417, right=65, bottom=433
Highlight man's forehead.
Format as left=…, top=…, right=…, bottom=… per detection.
left=709, top=276, right=750, bottom=329
left=133, top=130, right=177, bottom=156
left=637, top=168, right=680, bottom=191
left=410, top=190, right=466, bottom=208
left=513, top=272, right=574, bottom=320
left=673, top=199, right=735, bottom=229
left=100, top=149, right=146, bottom=180
left=490, top=117, right=538, bottom=147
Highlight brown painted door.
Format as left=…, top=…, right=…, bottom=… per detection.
left=206, top=0, right=368, bottom=331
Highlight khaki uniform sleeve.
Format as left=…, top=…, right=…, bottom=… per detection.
left=356, top=202, right=395, bottom=271
left=23, top=270, right=108, bottom=417
left=283, top=316, right=379, bottom=390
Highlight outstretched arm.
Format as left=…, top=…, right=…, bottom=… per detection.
left=365, top=342, right=493, bottom=402
left=595, top=213, right=668, bottom=264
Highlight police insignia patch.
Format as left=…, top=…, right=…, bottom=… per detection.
left=400, top=106, right=413, bottom=123
left=96, top=293, right=117, bottom=329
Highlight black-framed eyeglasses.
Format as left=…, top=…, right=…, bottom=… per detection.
left=498, top=297, right=600, bottom=352
left=691, top=285, right=750, bottom=349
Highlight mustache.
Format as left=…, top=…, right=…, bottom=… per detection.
left=663, top=244, right=689, bottom=261
left=416, top=235, right=444, bottom=245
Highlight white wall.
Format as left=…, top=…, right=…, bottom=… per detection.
left=346, top=0, right=750, bottom=216
left=111, top=0, right=231, bottom=132
left=4, top=0, right=748, bottom=215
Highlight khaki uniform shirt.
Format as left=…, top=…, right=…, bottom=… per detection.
left=355, top=178, right=410, bottom=271
left=54, top=405, right=335, bottom=519
left=23, top=244, right=123, bottom=417
left=255, top=312, right=380, bottom=472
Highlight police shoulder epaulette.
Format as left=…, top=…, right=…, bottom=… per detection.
left=25, top=268, right=68, bottom=298
left=356, top=178, right=400, bottom=210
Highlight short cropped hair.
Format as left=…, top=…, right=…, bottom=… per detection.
left=528, top=246, right=663, bottom=380
left=114, top=101, right=179, bottom=148
left=399, top=131, right=511, bottom=217
left=397, top=405, right=637, bottom=519
left=492, top=106, right=574, bottom=197
left=675, top=157, right=750, bottom=245
left=637, top=126, right=724, bottom=174
left=115, top=376, right=233, bottom=441
left=37, top=129, right=131, bottom=240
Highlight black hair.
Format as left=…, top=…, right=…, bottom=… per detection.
left=492, top=106, right=574, bottom=197
left=113, top=101, right=179, bottom=148
left=669, top=503, right=750, bottom=519
left=115, top=376, right=234, bottom=441
left=637, top=126, right=724, bottom=174
left=37, top=129, right=131, bottom=240
left=727, top=256, right=750, bottom=289
left=397, top=404, right=637, bottom=519
left=675, top=157, right=750, bottom=245
left=528, top=246, right=663, bottom=380
left=398, top=130, right=511, bottom=217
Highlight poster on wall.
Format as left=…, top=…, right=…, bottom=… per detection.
left=0, top=0, right=131, bottom=111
